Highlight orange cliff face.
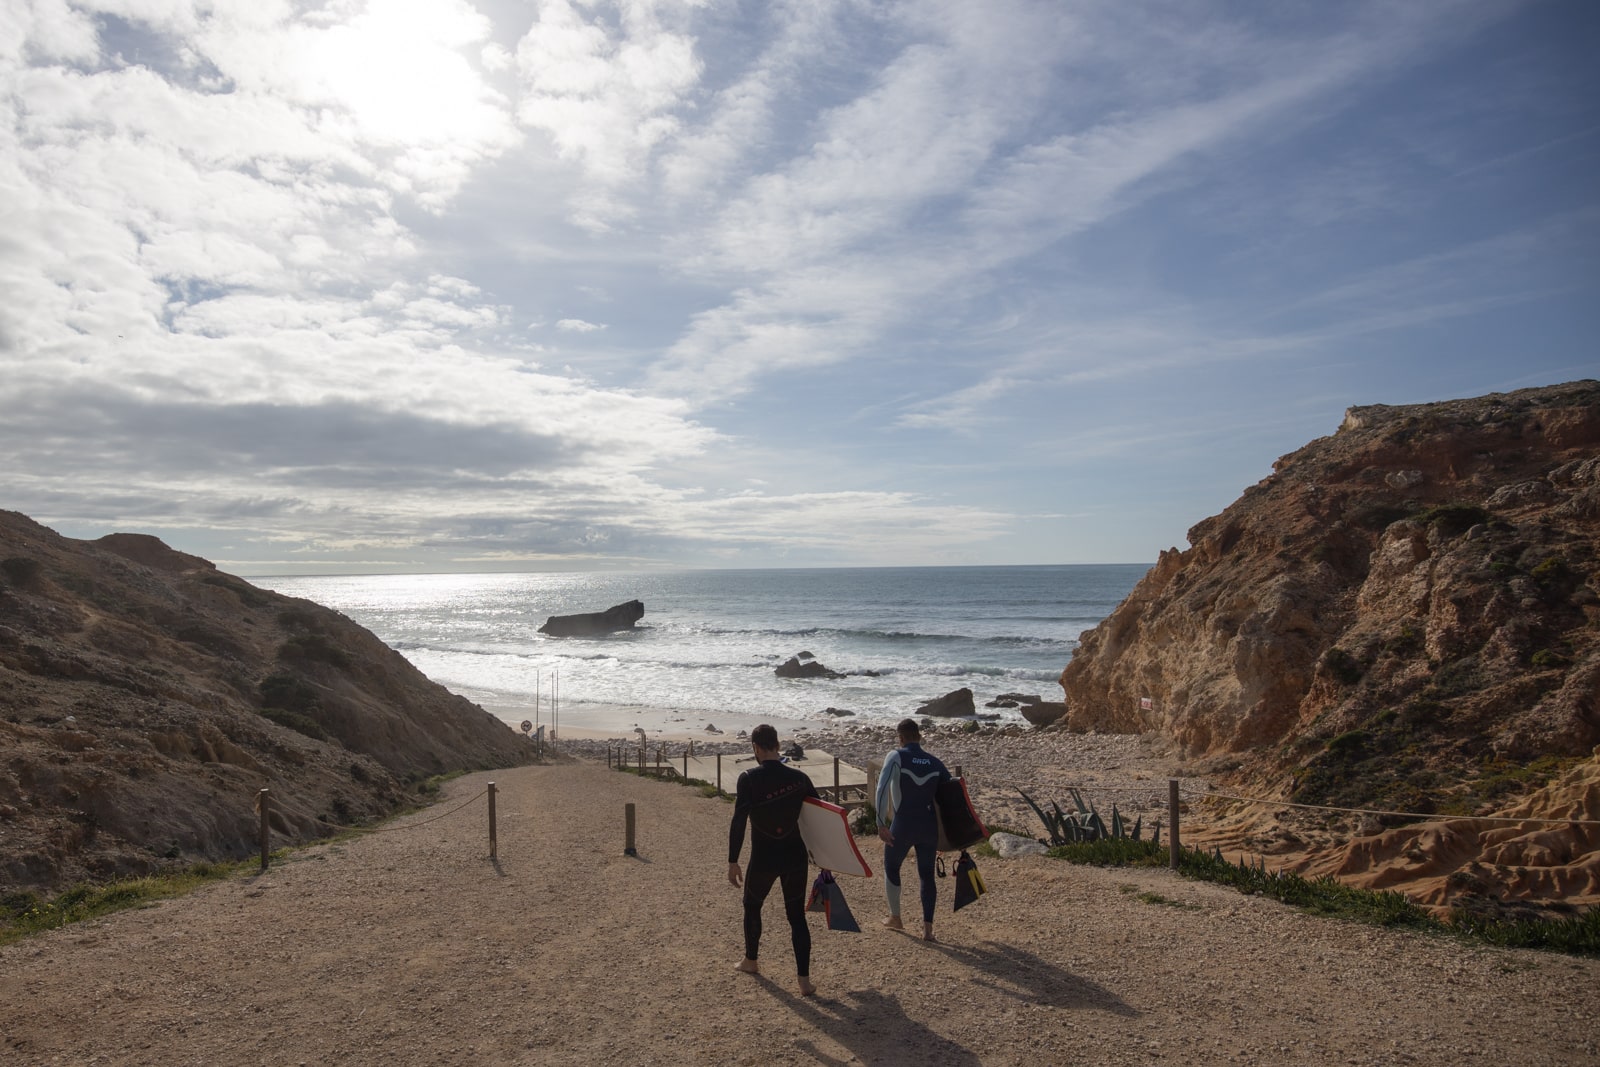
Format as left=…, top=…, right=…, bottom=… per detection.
left=1057, top=380, right=1600, bottom=913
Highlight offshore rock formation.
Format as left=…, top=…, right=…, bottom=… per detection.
left=1059, top=381, right=1600, bottom=912
left=0, top=511, right=533, bottom=895
left=537, top=599, right=645, bottom=636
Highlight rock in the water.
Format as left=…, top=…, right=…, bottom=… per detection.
left=917, top=688, right=975, bottom=717
left=990, top=832, right=1049, bottom=858
left=537, top=600, right=645, bottom=637
left=776, top=655, right=844, bottom=679
left=822, top=706, right=856, bottom=717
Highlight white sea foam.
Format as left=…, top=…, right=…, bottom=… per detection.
left=250, top=565, right=1146, bottom=728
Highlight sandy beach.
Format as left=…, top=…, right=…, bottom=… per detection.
left=2, top=752, right=1595, bottom=1066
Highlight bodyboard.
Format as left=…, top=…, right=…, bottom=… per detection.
left=935, top=777, right=988, bottom=852
left=798, top=797, right=873, bottom=878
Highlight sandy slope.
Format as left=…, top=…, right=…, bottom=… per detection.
left=2, top=759, right=1597, bottom=1067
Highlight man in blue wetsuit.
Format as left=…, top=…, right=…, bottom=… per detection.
left=728, top=723, right=820, bottom=996
left=875, top=717, right=952, bottom=942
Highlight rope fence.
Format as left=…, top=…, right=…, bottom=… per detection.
left=253, top=783, right=498, bottom=872
left=1177, top=784, right=1600, bottom=827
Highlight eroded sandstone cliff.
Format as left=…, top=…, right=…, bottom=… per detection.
left=0, top=511, right=534, bottom=894
left=1059, top=380, right=1600, bottom=912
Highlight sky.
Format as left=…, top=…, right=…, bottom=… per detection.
left=1, top=0, right=1596, bottom=576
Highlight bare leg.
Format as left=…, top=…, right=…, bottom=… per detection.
left=797, top=975, right=816, bottom=996
left=922, top=922, right=937, bottom=943
left=735, top=958, right=759, bottom=974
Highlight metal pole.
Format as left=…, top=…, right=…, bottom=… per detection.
left=1169, top=779, right=1181, bottom=870
left=257, top=788, right=270, bottom=872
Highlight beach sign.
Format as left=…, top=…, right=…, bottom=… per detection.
left=798, top=797, right=873, bottom=878
left=520, top=720, right=533, bottom=733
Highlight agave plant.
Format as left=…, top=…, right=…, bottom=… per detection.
left=1019, top=788, right=1148, bottom=845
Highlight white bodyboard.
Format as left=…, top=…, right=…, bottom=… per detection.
left=798, top=797, right=873, bottom=878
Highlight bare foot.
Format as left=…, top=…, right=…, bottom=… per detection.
left=922, top=923, right=938, bottom=943
left=735, top=959, right=759, bottom=975
left=797, top=977, right=816, bottom=997
left=881, top=916, right=904, bottom=931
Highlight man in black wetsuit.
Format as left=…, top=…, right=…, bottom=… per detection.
left=727, top=723, right=820, bottom=996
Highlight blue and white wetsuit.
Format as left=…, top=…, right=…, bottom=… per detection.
left=875, top=742, right=951, bottom=924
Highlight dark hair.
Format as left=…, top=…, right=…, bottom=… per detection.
left=751, top=723, right=779, bottom=751
left=896, top=717, right=920, bottom=742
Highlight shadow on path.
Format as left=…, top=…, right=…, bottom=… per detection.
left=925, top=939, right=1138, bottom=1016
left=762, top=978, right=982, bottom=1067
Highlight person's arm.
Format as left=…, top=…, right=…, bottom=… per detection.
left=728, top=772, right=752, bottom=885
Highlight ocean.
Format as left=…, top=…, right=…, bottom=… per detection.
left=249, top=565, right=1147, bottom=731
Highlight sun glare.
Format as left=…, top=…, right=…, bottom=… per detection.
left=301, top=0, right=502, bottom=147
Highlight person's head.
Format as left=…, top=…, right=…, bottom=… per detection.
left=751, top=723, right=780, bottom=756
left=896, top=718, right=921, bottom=745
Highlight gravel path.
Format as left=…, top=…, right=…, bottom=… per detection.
left=2, top=757, right=1596, bottom=1066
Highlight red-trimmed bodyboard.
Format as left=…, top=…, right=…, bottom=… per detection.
left=798, top=797, right=873, bottom=878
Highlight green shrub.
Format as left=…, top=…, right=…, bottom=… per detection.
left=1415, top=504, right=1489, bottom=538
left=260, top=706, right=328, bottom=740
left=1323, top=647, right=1363, bottom=686
left=0, top=557, right=42, bottom=589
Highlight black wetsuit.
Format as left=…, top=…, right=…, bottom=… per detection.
left=729, top=758, right=819, bottom=976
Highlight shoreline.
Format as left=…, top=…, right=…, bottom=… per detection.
left=481, top=699, right=839, bottom=743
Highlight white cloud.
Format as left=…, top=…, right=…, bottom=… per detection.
left=556, top=318, right=606, bottom=332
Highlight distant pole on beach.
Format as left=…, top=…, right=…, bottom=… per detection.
left=535, top=670, right=541, bottom=732
left=624, top=802, right=637, bottom=856
left=716, top=753, right=722, bottom=794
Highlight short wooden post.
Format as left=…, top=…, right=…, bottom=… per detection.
left=257, top=788, right=270, bottom=872
left=638, top=746, right=644, bottom=773
left=716, top=753, right=723, bottom=794
left=624, top=802, right=637, bottom=856
left=488, top=782, right=498, bottom=861
left=1168, top=779, right=1180, bottom=870
left=833, top=756, right=840, bottom=800
left=656, top=747, right=662, bottom=773
left=683, top=749, right=690, bottom=779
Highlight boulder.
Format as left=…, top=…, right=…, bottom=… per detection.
left=821, top=706, right=856, bottom=717
left=537, top=599, right=645, bottom=637
left=1020, top=701, right=1067, bottom=727
left=776, top=655, right=844, bottom=679
left=990, top=832, right=1049, bottom=858
left=917, top=687, right=975, bottom=717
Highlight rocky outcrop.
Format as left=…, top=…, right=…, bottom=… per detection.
left=537, top=600, right=645, bottom=637
left=918, top=688, right=976, bottom=717
left=0, top=510, right=533, bottom=895
left=776, top=656, right=843, bottom=679
left=1057, top=381, right=1600, bottom=911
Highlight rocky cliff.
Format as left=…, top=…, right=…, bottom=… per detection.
left=0, top=511, right=534, bottom=894
left=1059, top=380, right=1600, bottom=912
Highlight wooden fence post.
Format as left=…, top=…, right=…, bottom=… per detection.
left=833, top=756, right=840, bottom=800
left=624, top=802, right=637, bottom=856
left=488, top=782, right=498, bottom=861
left=1168, top=779, right=1180, bottom=870
left=683, top=749, right=689, bottom=779
left=257, top=788, right=270, bottom=872
left=716, top=753, right=723, bottom=794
